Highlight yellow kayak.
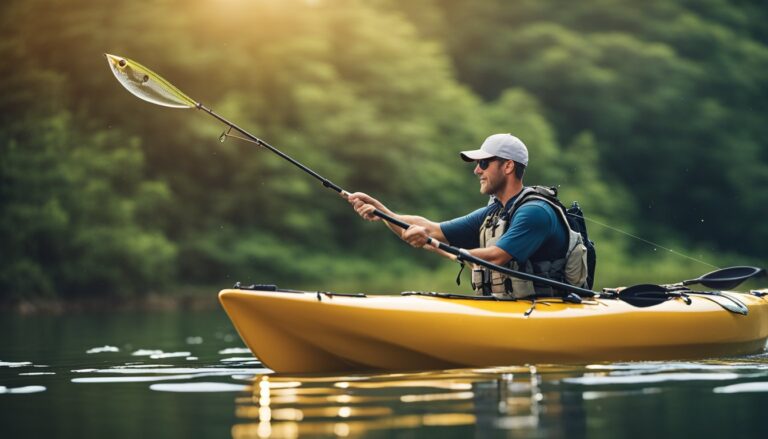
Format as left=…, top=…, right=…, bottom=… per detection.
left=218, top=287, right=768, bottom=374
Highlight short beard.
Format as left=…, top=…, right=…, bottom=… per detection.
left=481, top=177, right=504, bottom=196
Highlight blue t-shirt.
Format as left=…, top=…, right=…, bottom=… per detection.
left=440, top=193, right=567, bottom=264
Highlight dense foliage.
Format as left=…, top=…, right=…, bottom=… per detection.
left=389, top=0, right=768, bottom=254
left=1, top=0, right=765, bottom=299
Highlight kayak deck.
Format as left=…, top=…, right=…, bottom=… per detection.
left=218, top=288, right=768, bottom=374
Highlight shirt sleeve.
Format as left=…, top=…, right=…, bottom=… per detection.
left=439, top=206, right=489, bottom=249
left=495, top=202, right=557, bottom=263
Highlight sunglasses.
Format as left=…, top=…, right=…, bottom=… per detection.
left=477, top=157, right=501, bottom=170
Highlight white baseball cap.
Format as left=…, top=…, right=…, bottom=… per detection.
left=460, top=133, right=529, bottom=166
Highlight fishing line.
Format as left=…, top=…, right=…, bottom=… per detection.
left=224, top=131, right=259, bottom=145
left=568, top=212, right=720, bottom=269
left=220, top=130, right=719, bottom=269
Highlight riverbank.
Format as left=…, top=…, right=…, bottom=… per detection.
left=6, top=266, right=765, bottom=315
left=0, top=289, right=221, bottom=315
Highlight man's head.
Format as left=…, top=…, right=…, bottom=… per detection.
left=460, top=134, right=528, bottom=195
left=460, top=133, right=528, bottom=167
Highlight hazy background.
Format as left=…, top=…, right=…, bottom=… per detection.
left=2, top=0, right=766, bottom=302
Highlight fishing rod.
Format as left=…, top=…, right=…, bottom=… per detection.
left=104, top=53, right=602, bottom=297
left=106, top=54, right=604, bottom=298
left=205, top=104, right=600, bottom=296
left=104, top=54, right=765, bottom=302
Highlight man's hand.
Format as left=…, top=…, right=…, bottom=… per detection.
left=346, top=193, right=445, bottom=252
left=347, top=192, right=384, bottom=222
left=402, top=225, right=432, bottom=248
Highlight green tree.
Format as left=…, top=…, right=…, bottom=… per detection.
left=0, top=42, right=176, bottom=299
left=383, top=0, right=768, bottom=260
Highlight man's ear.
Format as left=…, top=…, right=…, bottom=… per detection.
left=504, top=160, right=515, bottom=175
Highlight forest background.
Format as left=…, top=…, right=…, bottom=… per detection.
left=2, top=0, right=766, bottom=302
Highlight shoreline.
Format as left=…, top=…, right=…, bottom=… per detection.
left=0, top=292, right=221, bottom=315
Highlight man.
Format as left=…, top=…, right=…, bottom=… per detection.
left=347, top=133, right=572, bottom=297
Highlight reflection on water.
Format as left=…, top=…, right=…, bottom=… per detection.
left=1, top=310, right=768, bottom=438
left=714, top=382, right=768, bottom=393
left=151, top=382, right=249, bottom=392
left=230, top=368, right=544, bottom=438
left=0, top=385, right=47, bottom=394
left=228, top=359, right=768, bottom=438
left=227, top=365, right=595, bottom=438
left=86, top=345, right=120, bottom=354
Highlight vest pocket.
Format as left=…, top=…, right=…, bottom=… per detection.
left=471, top=268, right=491, bottom=295
left=564, top=233, right=589, bottom=287
left=473, top=264, right=538, bottom=299
left=509, top=277, right=536, bottom=299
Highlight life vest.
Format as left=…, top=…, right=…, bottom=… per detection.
left=471, top=186, right=590, bottom=299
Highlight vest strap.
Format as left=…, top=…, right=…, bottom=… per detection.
left=474, top=186, right=573, bottom=298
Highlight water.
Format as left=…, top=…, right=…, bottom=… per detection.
left=2, top=309, right=768, bottom=438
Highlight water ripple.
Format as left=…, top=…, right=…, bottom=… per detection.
left=0, top=385, right=46, bottom=394
left=150, top=382, right=249, bottom=392
left=220, top=357, right=257, bottom=363
left=219, top=348, right=251, bottom=355
left=713, top=382, right=768, bottom=393
left=86, top=346, right=120, bottom=354
left=562, top=372, right=742, bottom=385
left=73, top=367, right=269, bottom=375
left=0, top=361, right=32, bottom=368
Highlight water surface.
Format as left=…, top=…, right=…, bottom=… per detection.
left=2, top=309, right=768, bottom=438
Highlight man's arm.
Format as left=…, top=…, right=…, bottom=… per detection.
left=462, top=203, right=558, bottom=267
left=465, top=246, right=513, bottom=266
left=346, top=192, right=448, bottom=243
left=490, top=202, right=557, bottom=264
left=347, top=192, right=509, bottom=264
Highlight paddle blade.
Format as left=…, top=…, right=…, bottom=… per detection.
left=694, top=266, right=765, bottom=290
left=618, top=284, right=671, bottom=308
left=105, top=54, right=196, bottom=109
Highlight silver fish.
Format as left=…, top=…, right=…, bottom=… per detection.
left=105, top=53, right=197, bottom=109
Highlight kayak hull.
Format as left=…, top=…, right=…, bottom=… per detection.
left=218, top=288, right=768, bottom=374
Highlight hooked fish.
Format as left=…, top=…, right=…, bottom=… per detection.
left=105, top=53, right=197, bottom=109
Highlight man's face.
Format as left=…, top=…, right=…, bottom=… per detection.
left=474, top=158, right=507, bottom=195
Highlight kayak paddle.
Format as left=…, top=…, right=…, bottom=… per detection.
left=104, top=54, right=598, bottom=298
left=619, top=280, right=750, bottom=315
left=673, top=266, right=764, bottom=290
